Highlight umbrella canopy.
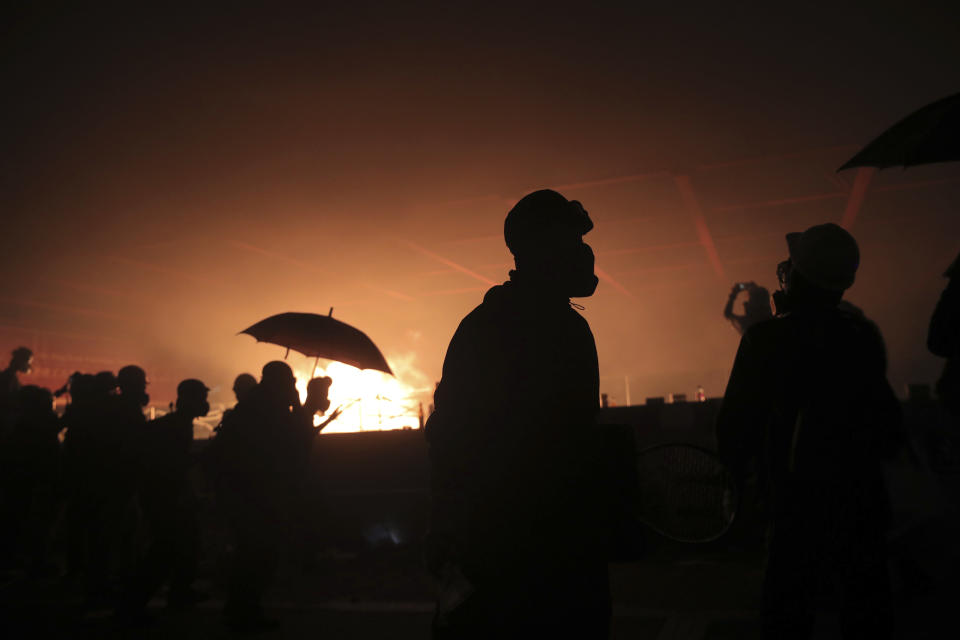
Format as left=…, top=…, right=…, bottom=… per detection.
left=839, top=92, right=960, bottom=171
left=240, top=311, right=393, bottom=375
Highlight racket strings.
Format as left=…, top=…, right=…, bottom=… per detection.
left=636, top=447, right=736, bottom=541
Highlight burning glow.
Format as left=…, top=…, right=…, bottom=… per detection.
left=294, top=355, right=430, bottom=433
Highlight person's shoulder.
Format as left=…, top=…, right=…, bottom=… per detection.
left=451, top=285, right=509, bottom=334
left=477, top=283, right=512, bottom=313
left=742, top=314, right=782, bottom=343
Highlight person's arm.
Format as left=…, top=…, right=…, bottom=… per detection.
left=314, top=406, right=343, bottom=433
left=723, top=286, right=739, bottom=320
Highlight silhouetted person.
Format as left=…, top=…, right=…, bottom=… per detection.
left=0, top=385, right=61, bottom=572
left=61, top=372, right=103, bottom=581
left=929, top=251, right=960, bottom=416
left=97, top=366, right=149, bottom=592
left=723, top=282, right=772, bottom=336
left=65, top=365, right=147, bottom=603
left=210, top=361, right=332, bottom=632
left=214, top=373, right=258, bottom=436
left=119, top=379, right=209, bottom=621
left=425, top=190, right=610, bottom=638
left=717, top=224, right=903, bottom=640
left=0, top=347, right=33, bottom=439
left=0, top=346, right=32, bottom=398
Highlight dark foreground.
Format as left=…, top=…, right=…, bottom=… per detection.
left=3, top=538, right=957, bottom=639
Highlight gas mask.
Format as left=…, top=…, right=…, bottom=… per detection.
left=565, top=241, right=599, bottom=298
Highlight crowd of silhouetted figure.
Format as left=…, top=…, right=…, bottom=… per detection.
left=1, top=190, right=958, bottom=639
left=0, top=350, right=338, bottom=631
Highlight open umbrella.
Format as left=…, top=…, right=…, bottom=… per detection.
left=240, top=310, right=393, bottom=375
left=839, top=92, right=960, bottom=171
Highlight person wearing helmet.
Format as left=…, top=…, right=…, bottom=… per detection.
left=119, top=379, right=210, bottom=621
left=425, top=190, right=610, bottom=637
left=717, top=223, right=903, bottom=639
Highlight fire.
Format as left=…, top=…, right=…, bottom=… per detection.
left=294, top=355, right=431, bottom=433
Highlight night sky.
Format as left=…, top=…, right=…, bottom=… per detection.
left=3, top=2, right=959, bottom=412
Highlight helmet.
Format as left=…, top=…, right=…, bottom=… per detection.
left=504, top=190, right=593, bottom=256
left=117, top=365, right=147, bottom=390
left=786, top=223, right=859, bottom=292
left=177, top=378, right=209, bottom=400
left=176, top=378, right=209, bottom=417
left=261, top=360, right=295, bottom=384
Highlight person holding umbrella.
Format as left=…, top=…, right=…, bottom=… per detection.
left=209, top=361, right=336, bottom=632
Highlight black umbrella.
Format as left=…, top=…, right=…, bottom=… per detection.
left=240, top=310, right=393, bottom=375
left=839, top=92, right=960, bottom=171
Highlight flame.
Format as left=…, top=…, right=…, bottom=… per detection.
left=294, top=354, right=431, bottom=433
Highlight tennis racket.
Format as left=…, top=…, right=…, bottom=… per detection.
left=634, top=443, right=738, bottom=543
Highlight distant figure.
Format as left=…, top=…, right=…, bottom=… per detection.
left=0, top=385, right=61, bottom=572
left=120, top=379, right=210, bottom=620
left=717, top=224, right=903, bottom=639
left=0, top=347, right=33, bottom=437
left=0, top=346, right=33, bottom=398
left=425, top=190, right=610, bottom=637
left=210, top=361, right=334, bottom=632
left=215, top=373, right=258, bottom=434
left=928, top=251, right=960, bottom=416
left=723, top=282, right=772, bottom=336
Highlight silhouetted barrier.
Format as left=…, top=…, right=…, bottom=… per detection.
left=183, top=400, right=738, bottom=553
left=194, top=398, right=957, bottom=557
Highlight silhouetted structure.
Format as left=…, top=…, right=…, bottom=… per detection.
left=425, top=190, right=610, bottom=637
left=207, top=361, right=333, bottom=632
left=717, top=224, right=903, bottom=639
left=723, top=282, right=772, bottom=336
